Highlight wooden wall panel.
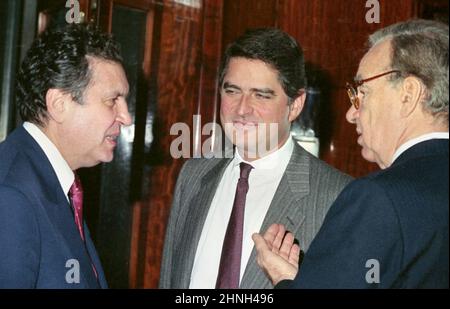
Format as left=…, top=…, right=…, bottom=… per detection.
left=134, top=0, right=224, bottom=288
left=417, top=0, right=449, bottom=23
left=277, top=0, right=416, bottom=177
left=222, top=0, right=277, bottom=48
left=194, top=1, right=224, bottom=151
left=141, top=0, right=202, bottom=288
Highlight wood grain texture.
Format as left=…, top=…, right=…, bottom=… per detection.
left=136, top=0, right=226, bottom=288
left=222, top=0, right=277, bottom=48
left=277, top=0, right=416, bottom=177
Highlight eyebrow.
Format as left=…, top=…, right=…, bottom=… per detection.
left=250, top=88, right=276, bottom=96
left=223, top=82, right=241, bottom=90
left=106, top=90, right=129, bottom=98
left=223, top=82, right=277, bottom=96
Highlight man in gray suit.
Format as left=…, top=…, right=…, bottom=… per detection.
left=159, top=28, right=351, bottom=289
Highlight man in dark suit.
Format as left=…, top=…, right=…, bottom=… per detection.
left=0, top=24, right=131, bottom=288
left=253, top=19, right=449, bottom=288
left=160, top=28, right=351, bottom=289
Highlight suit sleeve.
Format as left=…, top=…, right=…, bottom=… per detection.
left=159, top=161, right=189, bottom=288
left=287, top=178, right=403, bottom=288
left=0, top=186, right=40, bottom=288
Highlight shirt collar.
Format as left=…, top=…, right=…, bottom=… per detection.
left=392, top=132, right=449, bottom=164
left=23, top=122, right=74, bottom=197
left=233, top=137, right=294, bottom=171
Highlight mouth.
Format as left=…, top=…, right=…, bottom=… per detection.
left=356, top=132, right=364, bottom=146
left=357, top=135, right=363, bottom=145
left=232, top=120, right=257, bottom=130
left=354, top=127, right=362, bottom=145
left=105, top=133, right=119, bottom=146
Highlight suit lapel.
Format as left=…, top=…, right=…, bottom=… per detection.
left=175, top=158, right=232, bottom=288
left=241, top=143, right=310, bottom=288
left=84, top=225, right=108, bottom=288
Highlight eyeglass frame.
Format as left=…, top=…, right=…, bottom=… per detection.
left=345, top=70, right=401, bottom=109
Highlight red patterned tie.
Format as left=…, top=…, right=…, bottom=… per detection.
left=69, top=173, right=98, bottom=278
left=216, top=162, right=253, bottom=289
left=69, top=173, right=85, bottom=241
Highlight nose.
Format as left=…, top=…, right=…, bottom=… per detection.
left=116, top=100, right=132, bottom=126
left=236, top=94, right=253, bottom=116
left=346, top=104, right=358, bottom=124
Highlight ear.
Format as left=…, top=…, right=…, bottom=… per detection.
left=399, top=76, right=426, bottom=118
left=288, top=90, right=306, bottom=122
left=45, top=89, right=70, bottom=123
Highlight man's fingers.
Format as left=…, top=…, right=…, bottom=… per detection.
left=271, top=224, right=286, bottom=252
left=279, top=232, right=295, bottom=259
left=252, top=233, right=267, bottom=252
left=253, top=234, right=266, bottom=268
left=262, top=223, right=280, bottom=245
left=289, top=244, right=301, bottom=266
left=253, top=230, right=300, bottom=286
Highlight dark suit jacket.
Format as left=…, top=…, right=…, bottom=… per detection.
left=160, top=141, right=352, bottom=288
left=0, top=127, right=107, bottom=288
left=279, top=139, right=449, bottom=288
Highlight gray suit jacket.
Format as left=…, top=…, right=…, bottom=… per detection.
left=159, top=142, right=352, bottom=288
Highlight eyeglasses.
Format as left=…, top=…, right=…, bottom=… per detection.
left=345, top=70, right=401, bottom=109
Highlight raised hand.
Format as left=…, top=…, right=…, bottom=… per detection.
left=252, top=223, right=300, bottom=285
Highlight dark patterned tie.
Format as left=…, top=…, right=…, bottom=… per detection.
left=216, top=162, right=253, bottom=289
left=69, top=173, right=84, bottom=241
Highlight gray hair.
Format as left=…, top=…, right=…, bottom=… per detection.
left=369, top=19, right=449, bottom=124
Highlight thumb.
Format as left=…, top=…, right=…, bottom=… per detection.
left=252, top=233, right=266, bottom=251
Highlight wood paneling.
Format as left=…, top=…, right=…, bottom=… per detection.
left=277, top=0, right=416, bottom=177
left=416, top=0, right=449, bottom=23
left=222, top=0, right=277, bottom=48
left=131, top=0, right=225, bottom=288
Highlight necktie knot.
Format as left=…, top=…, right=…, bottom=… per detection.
left=69, top=173, right=83, bottom=199
left=239, top=162, right=253, bottom=180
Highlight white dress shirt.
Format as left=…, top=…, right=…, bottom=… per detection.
left=23, top=122, right=74, bottom=201
left=189, top=138, right=294, bottom=288
left=392, top=132, right=449, bottom=164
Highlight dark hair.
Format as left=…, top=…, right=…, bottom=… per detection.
left=16, top=23, right=123, bottom=126
left=219, top=28, right=306, bottom=103
left=369, top=19, right=449, bottom=123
